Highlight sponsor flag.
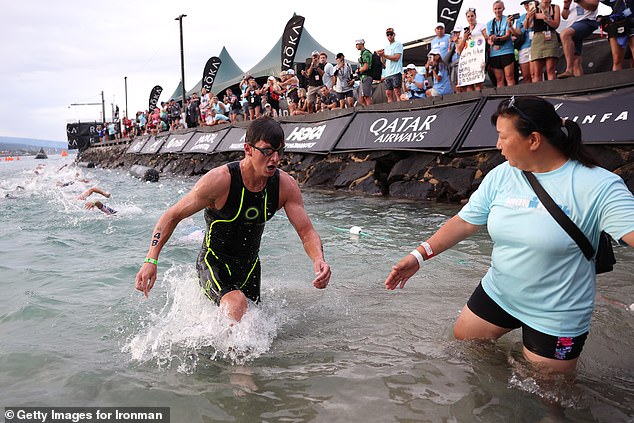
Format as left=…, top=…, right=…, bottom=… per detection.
left=281, top=15, right=305, bottom=71
left=202, top=56, right=222, bottom=92
left=148, top=85, right=163, bottom=112
left=437, top=0, right=463, bottom=32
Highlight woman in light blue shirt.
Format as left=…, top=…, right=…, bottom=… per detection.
left=385, top=96, right=634, bottom=374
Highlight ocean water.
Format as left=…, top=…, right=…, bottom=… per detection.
left=1, top=154, right=633, bottom=423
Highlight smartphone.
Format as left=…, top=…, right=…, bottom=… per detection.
left=511, top=13, right=520, bottom=20
left=529, top=1, right=536, bottom=11
left=464, top=26, right=470, bottom=33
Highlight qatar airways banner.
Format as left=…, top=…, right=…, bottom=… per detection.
left=281, top=116, right=352, bottom=153
left=183, top=129, right=230, bottom=154
left=458, top=88, right=634, bottom=152
left=334, top=102, right=477, bottom=152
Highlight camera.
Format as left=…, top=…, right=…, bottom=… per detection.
left=510, top=13, right=520, bottom=20
left=493, top=37, right=505, bottom=45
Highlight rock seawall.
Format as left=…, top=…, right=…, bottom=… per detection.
left=77, top=144, right=634, bottom=203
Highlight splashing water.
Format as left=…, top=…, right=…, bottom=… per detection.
left=124, top=265, right=280, bottom=372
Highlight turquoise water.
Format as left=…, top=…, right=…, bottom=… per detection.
left=1, top=155, right=633, bottom=422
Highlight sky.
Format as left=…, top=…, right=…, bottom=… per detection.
left=2, top=0, right=601, bottom=143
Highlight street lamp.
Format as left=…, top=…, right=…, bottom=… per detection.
left=175, top=14, right=187, bottom=108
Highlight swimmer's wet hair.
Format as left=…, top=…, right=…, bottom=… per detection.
left=245, top=116, right=284, bottom=149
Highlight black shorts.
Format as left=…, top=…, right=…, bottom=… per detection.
left=196, top=248, right=261, bottom=305
left=488, top=53, right=515, bottom=69
left=336, top=91, right=354, bottom=100
left=467, top=282, right=588, bottom=360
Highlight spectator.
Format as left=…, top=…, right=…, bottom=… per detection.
left=244, top=77, right=262, bottom=120
left=292, top=88, right=309, bottom=115
left=378, top=27, right=404, bottom=102
left=559, top=0, right=600, bottom=78
left=205, top=108, right=230, bottom=126
left=319, top=52, right=335, bottom=90
left=526, top=0, right=562, bottom=81
left=600, top=0, right=634, bottom=71
left=136, top=111, right=147, bottom=134
left=332, top=52, right=355, bottom=109
left=223, top=88, right=242, bottom=123
left=107, top=122, right=116, bottom=141
left=355, top=39, right=374, bottom=106
left=279, top=69, right=300, bottom=115
left=448, top=29, right=462, bottom=92
left=511, top=1, right=535, bottom=83
left=171, top=116, right=185, bottom=131
left=457, top=8, right=488, bottom=91
left=262, top=76, right=283, bottom=117
left=168, top=98, right=181, bottom=127
left=485, top=0, right=516, bottom=87
left=187, top=93, right=202, bottom=128
left=303, top=50, right=325, bottom=113
left=318, top=86, right=339, bottom=111
left=401, top=64, right=427, bottom=100
left=431, top=22, right=453, bottom=61
left=425, top=49, right=453, bottom=97
left=210, top=95, right=228, bottom=116
left=200, top=87, right=211, bottom=122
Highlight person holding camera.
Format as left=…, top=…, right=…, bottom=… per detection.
left=332, top=53, right=355, bottom=109
left=485, top=1, right=516, bottom=87
left=424, top=49, right=453, bottom=97
left=599, top=0, right=634, bottom=70
left=401, top=64, right=426, bottom=100
left=559, top=0, right=600, bottom=78
left=302, top=51, right=325, bottom=113
left=525, top=0, right=562, bottom=81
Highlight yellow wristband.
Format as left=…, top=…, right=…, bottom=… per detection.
left=144, top=257, right=158, bottom=265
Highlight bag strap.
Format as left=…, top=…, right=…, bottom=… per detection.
left=522, top=171, right=595, bottom=260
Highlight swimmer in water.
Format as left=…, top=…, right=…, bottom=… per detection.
left=77, top=187, right=111, bottom=200
left=85, top=200, right=117, bottom=215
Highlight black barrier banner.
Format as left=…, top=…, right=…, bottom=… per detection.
left=335, top=103, right=476, bottom=152
left=140, top=135, right=167, bottom=154
left=184, top=129, right=229, bottom=154
left=281, top=15, right=305, bottom=71
left=148, top=85, right=163, bottom=112
left=216, top=127, right=247, bottom=152
left=459, top=88, right=634, bottom=152
left=438, top=0, right=463, bottom=33
left=67, top=122, right=100, bottom=150
left=281, top=116, right=352, bottom=153
left=161, top=132, right=195, bottom=153
left=202, top=57, right=222, bottom=92
left=126, top=136, right=149, bottom=154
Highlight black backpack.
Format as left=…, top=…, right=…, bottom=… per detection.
left=369, top=51, right=384, bottom=81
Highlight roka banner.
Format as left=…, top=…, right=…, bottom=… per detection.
left=438, top=0, right=463, bottom=32
left=281, top=15, right=305, bottom=71
left=148, top=85, right=163, bottom=112
left=202, top=57, right=222, bottom=92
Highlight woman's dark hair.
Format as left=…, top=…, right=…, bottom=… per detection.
left=491, top=95, right=597, bottom=167
left=245, top=116, right=284, bottom=149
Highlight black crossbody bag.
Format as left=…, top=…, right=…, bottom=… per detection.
left=523, top=171, right=616, bottom=274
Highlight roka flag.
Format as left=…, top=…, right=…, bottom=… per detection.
left=148, top=85, right=163, bottom=112
left=202, top=56, right=222, bottom=92
left=437, top=0, right=463, bottom=32
left=281, top=15, right=305, bottom=71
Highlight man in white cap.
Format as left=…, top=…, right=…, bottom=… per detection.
left=377, top=27, right=403, bottom=103
left=431, top=22, right=452, bottom=62
left=303, top=50, right=325, bottom=113
left=355, top=39, right=373, bottom=106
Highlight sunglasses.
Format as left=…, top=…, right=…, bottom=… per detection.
left=503, top=96, right=537, bottom=129
left=251, top=144, right=285, bottom=157
left=467, top=7, right=476, bottom=12
left=386, top=32, right=394, bottom=36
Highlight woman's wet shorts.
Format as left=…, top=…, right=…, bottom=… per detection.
left=196, top=249, right=261, bottom=305
left=467, top=282, right=588, bottom=360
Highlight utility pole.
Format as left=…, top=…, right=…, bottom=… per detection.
left=124, top=76, right=128, bottom=119
left=101, top=91, right=106, bottom=124
left=175, top=14, right=187, bottom=107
